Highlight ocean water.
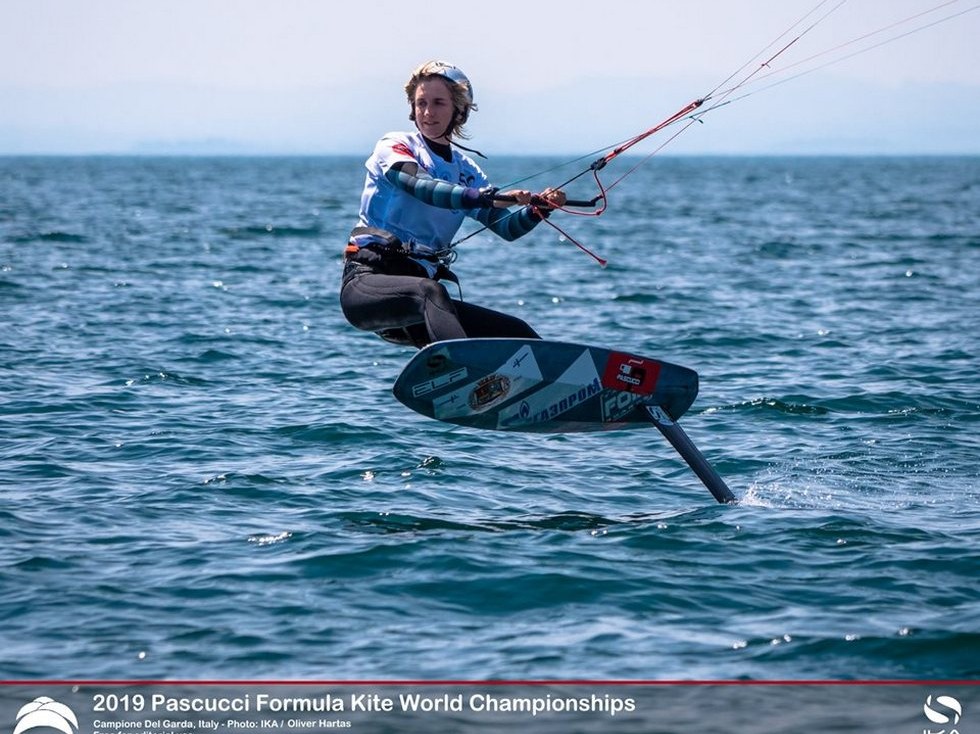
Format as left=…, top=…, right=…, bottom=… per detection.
left=1, top=155, right=978, bottom=682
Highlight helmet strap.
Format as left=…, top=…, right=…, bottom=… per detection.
left=452, top=141, right=487, bottom=160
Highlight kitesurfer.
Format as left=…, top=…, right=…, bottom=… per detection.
left=340, top=60, right=566, bottom=348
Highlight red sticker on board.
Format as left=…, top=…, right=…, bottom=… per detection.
left=601, top=352, right=660, bottom=395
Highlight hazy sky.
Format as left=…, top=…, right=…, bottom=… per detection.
left=2, top=0, right=978, bottom=155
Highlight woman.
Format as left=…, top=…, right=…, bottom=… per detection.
left=340, top=60, right=566, bottom=348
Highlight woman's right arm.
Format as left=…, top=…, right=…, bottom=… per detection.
left=385, top=162, right=555, bottom=242
left=384, top=161, right=494, bottom=210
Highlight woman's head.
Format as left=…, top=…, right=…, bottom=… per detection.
left=405, top=61, right=477, bottom=140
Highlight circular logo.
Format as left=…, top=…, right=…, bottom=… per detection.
left=468, top=374, right=510, bottom=411
left=923, top=694, right=962, bottom=725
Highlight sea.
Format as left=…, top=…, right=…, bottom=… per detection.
left=1, top=155, right=978, bottom=698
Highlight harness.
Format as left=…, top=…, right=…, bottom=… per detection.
left=343, top=226, right=458, bottom=284
left=342, top=226, right=460, bottom=347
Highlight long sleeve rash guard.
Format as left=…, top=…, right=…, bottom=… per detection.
left=355, top=130, right=542, bottom=260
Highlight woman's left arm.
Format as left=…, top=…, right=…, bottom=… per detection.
left=471, top=205, right=543, bottom=241
left=472, top=188, right=567, bottom=241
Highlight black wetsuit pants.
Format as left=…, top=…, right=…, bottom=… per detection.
left=340, top=261, right=540, bottom=348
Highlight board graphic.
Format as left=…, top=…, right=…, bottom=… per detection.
left=393, top=339, right=699, bottom=434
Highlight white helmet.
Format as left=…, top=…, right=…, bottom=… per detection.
left=406, top=60, right=476, bottom=126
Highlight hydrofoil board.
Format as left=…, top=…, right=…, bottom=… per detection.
left=392, top=338, right=735, bottom=503
left=393, top=338, right=697, bottom=432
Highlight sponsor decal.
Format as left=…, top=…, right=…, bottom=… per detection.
left=411, top=367, right=468, bottom=398
left=390, top=142, right=416, bottom=161
left=468, top=374, right=511, bottom=411
left=645, top=404, right=674, bottom=426
left=526, top=378, right=601, bottom=424
left=510, top=349, right=532, bottom=371
left=433, top=344, right=541, bottom=422
left=433, top=391, right=462, bottom=412
left=601, top=352, right=660, bottom=395
left=600, top=389, right=646, bottom=423
left=497, top=349, right=601, bottom=428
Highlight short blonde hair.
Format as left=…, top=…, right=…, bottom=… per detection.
left=404, top=60, right=478, bottom=140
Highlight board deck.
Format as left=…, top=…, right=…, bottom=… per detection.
left=392, top=338, right=700, bottom=433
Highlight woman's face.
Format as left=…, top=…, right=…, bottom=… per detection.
left=413, top=77, right=456, bottom=141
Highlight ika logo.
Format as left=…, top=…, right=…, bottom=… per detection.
left=14, top=697, right=78, bottom=734
left=923, top=694, right=962, bottom=726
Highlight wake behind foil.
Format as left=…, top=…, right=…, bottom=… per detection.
left=393, top=338, right=736, bottom=504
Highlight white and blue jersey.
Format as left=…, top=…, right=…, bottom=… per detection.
left=357, top=130, right=490, bottom=257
